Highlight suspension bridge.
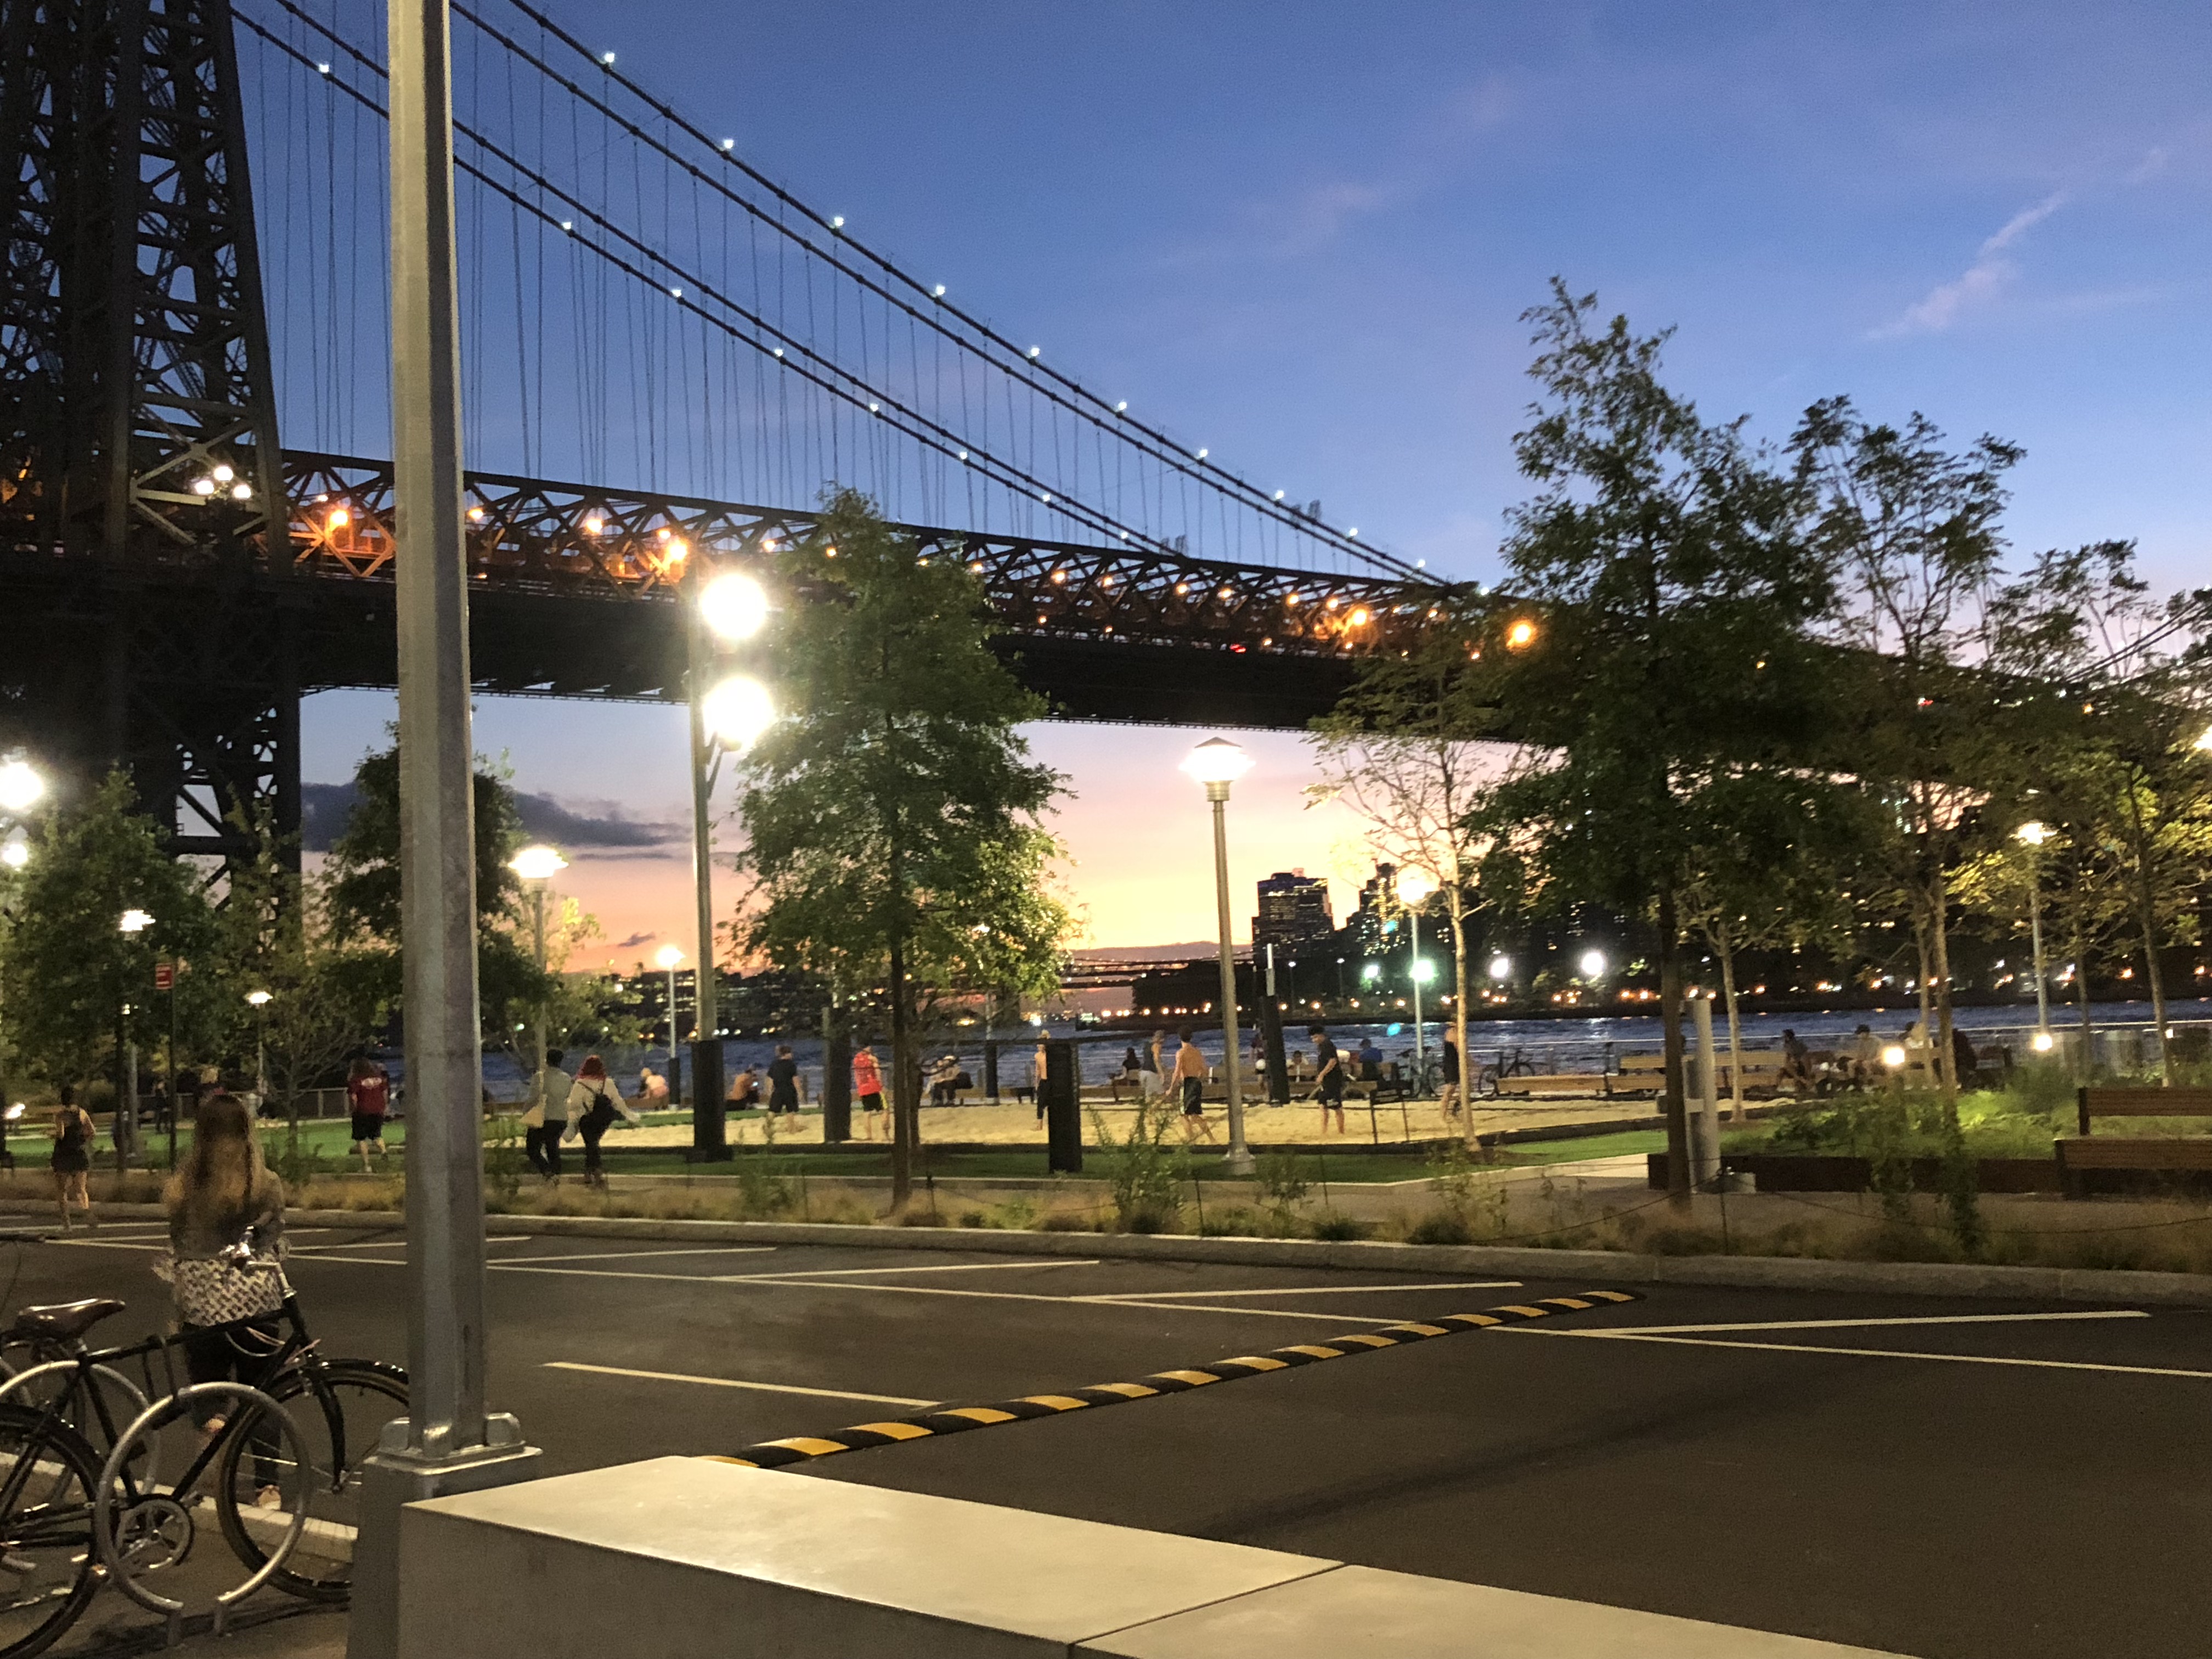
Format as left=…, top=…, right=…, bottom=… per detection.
left=0, top=0, right=1455, bottom=870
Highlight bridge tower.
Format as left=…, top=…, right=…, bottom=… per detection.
left=0, top=0, right=297, bottom=865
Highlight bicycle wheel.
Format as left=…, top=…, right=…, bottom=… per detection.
left=0, top=1404, right=102, bottom=1659
left=213, top=1360, right=407, bottom=1601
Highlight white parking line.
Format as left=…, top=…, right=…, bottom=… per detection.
left=1584, top=1310, right=2151, bottom=1336
left=726, top=1260, right=1099, bottom=1281
left=491, top=1245, right=777, bottom=1266
left=1081, top=1280, right=1521, bottom=1302
left=1513, top=1327, right=2212, bottom=1379
left=544, top=1361, right=934, bottom=1408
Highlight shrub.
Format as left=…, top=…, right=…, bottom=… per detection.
left=1091, top=1103, right=1186, bottom=1234
left=1309, top=1212, right=1369, bottom=1242
left=1406, top=1210, right=1472, bottom=1246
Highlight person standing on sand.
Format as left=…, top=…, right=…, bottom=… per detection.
left=853, top=1043, right=888, bottom=1140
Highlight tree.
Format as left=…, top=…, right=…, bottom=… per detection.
left=321, top=740, right=545, bottom=1041
left=1310, top=615, right=1503, bottom=1142
left=1472, top=283, right=1834, bottom=1200
left=735, top=490, right=1071, bottom=1208
left=1676, top=770, right=1863, bottom=1114
left=0, top=772, right=213, bottom=1092
left=1984, top=541, right=2212, bottom=1074
left=1793, top=399, right=2025, bottom=1107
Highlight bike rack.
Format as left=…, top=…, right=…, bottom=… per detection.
left=0, top=1361, right=160, bottom=1485
left=93, top=1382, right=312, bottom=1643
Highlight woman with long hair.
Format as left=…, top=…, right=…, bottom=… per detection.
left=567, top=1056, right=622, bottom=1190
left=49, top=1085, right=94, bottom=1231
left=165, top=1088, right=289, bottom=1503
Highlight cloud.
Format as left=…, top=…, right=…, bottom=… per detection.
left=1871, top=190, right=2067, bottom=339
left=297, top=781, right=684, bottom=859
left=2124, top=147, right=2170, bottom=185
left=612, top=930, right=658, bottom=950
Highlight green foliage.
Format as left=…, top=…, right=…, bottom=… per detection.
left=1255, top=1149, right=1312, bottom=1221
left=1407, top=1210, right=1474, bottom=1246
left=0, top=772, right=215, bottom=1086
left=1089, top=1102, right=1186, bottom=1233
left=735, top=490, right=1074, bottom=1201
left=1308, top=1212, right=1371, bottom=1241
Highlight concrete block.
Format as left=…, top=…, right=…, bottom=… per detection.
left=1082, top=1564, right=1911, bottom=1659
left=394, top=1457, right=1333, bottom=1659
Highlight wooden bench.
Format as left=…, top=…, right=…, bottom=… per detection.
left=2056, top=1085, right=2212, bottom=1196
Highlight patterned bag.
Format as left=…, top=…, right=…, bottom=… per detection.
left=162, top=1251, right=289, bottom=1327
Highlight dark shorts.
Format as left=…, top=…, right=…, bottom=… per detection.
left=1181, top=1079, right=1204, bottom=1114
left=351, top=1111, right=386, bottom=1142
left=859, top=1091, right=885, bottom=1111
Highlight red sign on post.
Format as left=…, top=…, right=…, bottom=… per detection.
left=153, top=963, right=175, bottom=992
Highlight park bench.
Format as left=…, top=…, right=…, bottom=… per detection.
left=2056, top=1085, right=2212, bottom=1197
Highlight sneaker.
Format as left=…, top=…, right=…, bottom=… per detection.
left=253, top=1486, right=283, bottom=1510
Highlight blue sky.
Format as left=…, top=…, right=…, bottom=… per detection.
left=301, top=0, right=2211, bottom=957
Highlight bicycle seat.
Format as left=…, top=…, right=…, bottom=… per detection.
left=7, top=1297, right=126, bottom=1343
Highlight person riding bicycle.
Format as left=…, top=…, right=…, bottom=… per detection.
left=164, top=1086, right=289, bottom=1506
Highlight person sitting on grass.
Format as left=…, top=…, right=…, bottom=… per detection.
left=725, top=1066, right=761, bottom=1110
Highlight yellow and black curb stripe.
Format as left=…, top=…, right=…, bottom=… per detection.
left=706, top=1290, right=1640, bottom=1470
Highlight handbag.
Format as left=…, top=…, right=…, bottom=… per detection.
left=161, top=1247, right=289, bottom=1327
left=522, top=1102, right=545, bottom=1128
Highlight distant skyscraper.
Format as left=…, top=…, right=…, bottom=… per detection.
left=1347, top=861, right=1398, bottom=955
left=1252, top=869, right=1333, bottom=947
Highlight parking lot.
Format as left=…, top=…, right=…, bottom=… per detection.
left=21, top=1220, right=2212, bottom=1659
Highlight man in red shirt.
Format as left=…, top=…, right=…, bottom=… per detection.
left=853, top=1044, right=889, bottom=1141
left=347, top=1057, right=391, bottom=1170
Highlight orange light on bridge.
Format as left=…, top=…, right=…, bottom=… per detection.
left=1506, top=617, right=1539, bottom=651
left=1347, top=607, right=1372, bottom=627
left=583, top=514, right=605, bottom=536
left=466, top=505, right=485, bottom=523
left=326, top=507, right=351, bottom=530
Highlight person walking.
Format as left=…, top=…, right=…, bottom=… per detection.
left=1136, top=1034, right=1161, bottom=1105
left=50, top=1086, right=95, bottom=1231
left=1032, top=1037, right=1049, bottom=1125
left=346, top=1057, right=391, bottom=1171
left=1310, top=1026, right=1346, bottom=1136
left=163, top=1087, right=289, bottom=1505
left=769, top=1046, right=802, bottom=1114
left=568, top=1056, right=622, bottom=1189
left=1438, top=1032, right=1463, bottom=1120
left=524, top=1048, right=572, bottom=1182
left=1169, top=1029, right=1217, bottom=1143
left=853, top=1043, right=888, bottom=1140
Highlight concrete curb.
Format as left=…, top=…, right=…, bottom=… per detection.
left=16, top=1198, right=2212, bottom=1307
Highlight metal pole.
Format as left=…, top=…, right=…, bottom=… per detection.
left=1207, top=787, right=1252, bottom=1175
left=686, top=584, right=728, bottom=1158
left=352, top=4, right=538, bottom=1650
left=2028, top=873, right=2050, bottom=1034
left=529, top=883, right=548, bottom=1110
left=1410, top=911, right=1424, bottom=1069
left=1691, top=992, right=1721, bottom=1188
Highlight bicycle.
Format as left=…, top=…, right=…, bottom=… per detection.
left=0, top=1277, right=407, bottom=1656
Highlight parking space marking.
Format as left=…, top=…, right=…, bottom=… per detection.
left=544, top=1361, right=935, bottom=1408
left=1081, top=1280, right=1522, bottom=1302
left=1587, top=1310, right=2151, bottom=1336
left=725, top=1260, right=1100, bottom=1280
left=1515, top=1327, right=2212, bottom=1379
left=489, top=1245, right=777, bottom=1265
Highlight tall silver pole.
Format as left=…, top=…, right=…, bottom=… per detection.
left=1207, top=786, right=1252, bottom=1175
left=1410, top=911, right=1425, bottom=1068
left=352, top=5, right=537, bottom=1651
left=529, top=883, right=549, bottom=1110
left=686, top=584, right=727, bottom=1156
left=2028, top=877, right=2050, bottom=1032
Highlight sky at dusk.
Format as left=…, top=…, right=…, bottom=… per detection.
left=299, top=1, right=2211, bottom=964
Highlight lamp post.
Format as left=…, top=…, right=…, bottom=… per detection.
left=1394, top=867, right=1436, bottom=1074
left=655, top=943, right=685, bottom=1102
left=686, top=563, right=773, bottom=1160
left=0, top=760, right=43, bottom=1174
left=118, top=909, right=153, bottom=1164
left=1181, top=737, right=1254, bottom=1176
left=2015, top=821, right=2052, bottom=1041
left=507, top=845, right=567, bottom=1116
left=245, top=989, right=272, bottom=1100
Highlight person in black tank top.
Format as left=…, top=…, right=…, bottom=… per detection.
left=49, top=1084, right=95, bottom=1231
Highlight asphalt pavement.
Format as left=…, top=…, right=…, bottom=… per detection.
left=18, top=1218, right=2212, bottom=1659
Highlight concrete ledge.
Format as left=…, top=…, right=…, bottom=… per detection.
left=14, top=1198, right=2211, bottom=1306
left=396, top=1459, right=1906, bottom=1658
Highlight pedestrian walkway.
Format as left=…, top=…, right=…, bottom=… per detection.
left=610, top=1094, right=1651, bottom=1150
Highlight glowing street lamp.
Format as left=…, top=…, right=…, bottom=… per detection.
left=118, top=909, right=154, bottom=935
left=0, top=759, right=46, bottom=817
left=702, top=676, right=775, bottom=751
left=698, top=571, right=770, bottom=642
left=1505, top=617, right=1539, bottom=651
left=1488, top=956, right=1512, bottom=982
left=1, top=834, right=27, bottom=871
left=655, top=943, right=686, bottom=1070
left=2014, top=821, right=2052, bottom=1040
left=1181, top=737, right=1255, bottom=1175
left=1393, top=867, right=1437, bottom=1074
left=1578, top=949, right=1606, bottom=980
left=246, top=989, right=272, bottom=1101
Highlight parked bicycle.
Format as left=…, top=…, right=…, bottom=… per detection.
left=0, top=1271, right=407, bottom=1657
